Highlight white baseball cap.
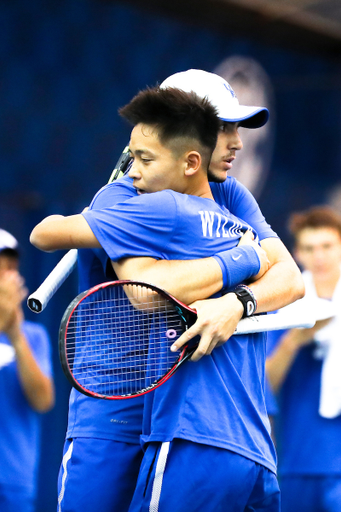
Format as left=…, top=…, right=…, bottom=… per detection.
left=160, top=69, right=269, bottom=129
left=0, top=229, right=19, bottom=255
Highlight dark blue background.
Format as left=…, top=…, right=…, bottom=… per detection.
left=1, top=0, right=340, bottom=509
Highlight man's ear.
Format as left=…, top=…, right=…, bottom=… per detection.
left=184, top=151, right=201, bottom=176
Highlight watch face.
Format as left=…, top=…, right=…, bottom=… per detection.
left=246, top=300, right=256, bottom=316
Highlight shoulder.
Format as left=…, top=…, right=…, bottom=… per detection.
left=210, top=176, right=249, bottom=204
left=90, top=176, right=136, bottom=209
left=222, top=177, right=252, bottom=198
left=124, top=189, right=178, bottom=208
left=85, top=190, right=179, bottom=229
left=210, top=176, right=238, bottom=192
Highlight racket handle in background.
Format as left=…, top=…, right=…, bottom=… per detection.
left=27, top=249, right=78, bottom=313
left=235, top=309, right=315, bottom=334
left=26, top=146, right=132, bottom=314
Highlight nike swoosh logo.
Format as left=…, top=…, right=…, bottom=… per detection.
left=232, top=254, right=242, bottom=261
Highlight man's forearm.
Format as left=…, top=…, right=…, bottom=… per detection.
left=249, top=238, right=305, bottom=313
left=266, top=318, right=332, bottom=392
left=249, top=260, right=304, bottom=313
left=11, top=331, right=55, bottom=412
left=114, top=238, right=304, bottom=309
left=113, top=257, right=223, bottom=304
left=30, top=214, right=100, bottom=252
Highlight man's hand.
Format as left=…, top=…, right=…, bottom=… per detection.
left=0, top=269, right=54, bottom=412
left=266, top=317, right=332, bottom=393
left=238, top=230, right=270, bottom=281
left=171, top=292, right=244, bottom=362
left=0, top=270, right=26, bottom=336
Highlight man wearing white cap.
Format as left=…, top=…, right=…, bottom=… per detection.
left=0, top=229, right=54, bottom=512
left=38, top=71, right=302, bottom=512
left=161, top=68, right=268, bottom=128
left=161, top=69, right=268, bottom=185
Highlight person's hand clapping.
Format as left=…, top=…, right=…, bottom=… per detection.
left=0, top=270, right=27, bottom=339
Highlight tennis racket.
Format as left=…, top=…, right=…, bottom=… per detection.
left=27, top=146, right=132, bottom=313
left=58, top=280, right=315, bottom=400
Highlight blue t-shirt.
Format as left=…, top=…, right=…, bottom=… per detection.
left=265, top=376, right=278, bottom=417
left=83, top=191, right=259, bottom=261
left=67, top=176, right=277, bottom=449
left=83, top=187, right=277, bottom=474
left=267, top=330, right=341, bottom=475
left=66, top=178, right=145, bottom=443
left=0, top=321, right=53, bottom=495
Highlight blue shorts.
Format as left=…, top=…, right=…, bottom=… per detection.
left=57, top=437, right=143, bottom=512
left=128, top=439, right=280, bottom=512
left=0, top=487, right=35, bottom=512
left=280, top=475, right=341, bottom=512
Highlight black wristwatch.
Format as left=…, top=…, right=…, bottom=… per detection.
left=233, top=285, right=257, bottom=318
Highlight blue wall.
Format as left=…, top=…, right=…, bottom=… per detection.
left=1, top=0, right=341, bottom=509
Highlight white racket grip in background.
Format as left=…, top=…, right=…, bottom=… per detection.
left=235, top=308, right=315, bottom=334
left=27, top=249, right=78, bottom=313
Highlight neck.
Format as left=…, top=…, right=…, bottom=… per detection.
left=313, top=265, right=341, bottom=298
left=183, top=172, right=214, bottom=200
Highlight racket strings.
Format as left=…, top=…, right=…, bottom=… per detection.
left=64, top=284, right=185, bottom=397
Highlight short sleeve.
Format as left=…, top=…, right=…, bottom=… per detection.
left=89, top=176, right=136, bottom=210
left=211, top=178, right=277, bottom=241
left=82, top=190, right=178, bottom=261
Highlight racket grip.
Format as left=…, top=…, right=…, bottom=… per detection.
left=27, top=249, right=78, bottom=313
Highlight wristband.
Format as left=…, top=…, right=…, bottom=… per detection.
left=213, top=245, right=261, bottom=291
left=233, top=284, right=257, bottom=318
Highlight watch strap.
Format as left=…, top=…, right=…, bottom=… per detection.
left=233, top=285, right=257, bottom=318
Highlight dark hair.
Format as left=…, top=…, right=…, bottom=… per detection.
left=0, top=248, right=19, bottom=258
left=289, top=206, right=341, bottom=238
left=119, top=86, right=220, bottom=168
